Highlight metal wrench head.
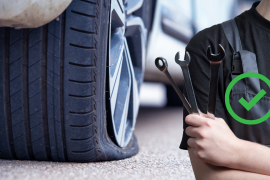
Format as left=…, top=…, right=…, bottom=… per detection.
left=155, top=57, right=168, bottom=72
left=175, top=51, right=191, bottom=67
left=207, top=44, right=226, bottom=63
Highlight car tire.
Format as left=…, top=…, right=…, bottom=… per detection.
left=0, top=0, right=145, bottom=162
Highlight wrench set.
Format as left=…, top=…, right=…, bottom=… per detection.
left=155, top=44, right=226, bottom=118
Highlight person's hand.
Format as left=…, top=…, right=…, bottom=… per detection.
left=185, top=112, right=243, bottom=167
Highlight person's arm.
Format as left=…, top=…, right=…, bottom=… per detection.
left=186, top=113, right=270, bottom=176
left=188, top=148, right=270, bottom=180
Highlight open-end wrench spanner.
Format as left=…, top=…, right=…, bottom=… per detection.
left=207, top=44, right=226, bottom=119
left=175, top=52, right=199, bottom=114
left=155, top=57, right=192, bottom=114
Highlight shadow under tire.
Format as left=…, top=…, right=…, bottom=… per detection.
left=0, top=0, right=139, bottom=162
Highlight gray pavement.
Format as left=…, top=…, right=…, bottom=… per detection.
left=0, top=107, right=195, bottom=180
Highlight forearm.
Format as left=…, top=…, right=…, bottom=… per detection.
left=188, top=148, right=270, bottom=180
left=185, top=113, right=270, bottom=177
left=227, top=139, right=270, bottom=176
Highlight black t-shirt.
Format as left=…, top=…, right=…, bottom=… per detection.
left=180, top=1, right=270, bottom=150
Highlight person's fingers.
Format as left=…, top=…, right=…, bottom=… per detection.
left=206, top=112, right=215, bottom=120
left=199, top=110, right=224, bottom=121
left=187, top=138, right=196, bottom=148
left=215, top=117, right=227, bottom=124
left=185, top=126, right=199, bottom=137
left=198, top=109, right=207, bottom=118
left=185, top=114, right=206, bottom=126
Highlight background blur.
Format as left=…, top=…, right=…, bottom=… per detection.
left=141, top=0, right=258, bottom=107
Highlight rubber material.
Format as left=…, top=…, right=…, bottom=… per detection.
left=0, top=0, right=139, bottom=162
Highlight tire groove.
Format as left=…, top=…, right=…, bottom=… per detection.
left=22, top=29, right=35, bottom=160
left=69, top=110, right=95, bottom=114
left=29, top=109, right=42, bottom=118
left=69, top=43, right=96, bottom=49
left=70, top=27, right=96, bottom=35
left=28, top=40, right=42, bottom=49
left=41, top=25, right=52, bottom=161
left=28, top=76, right=41, bottom=84
left=28, top=59, right=41, bottom=68
left=47, top=68, right=60, bottom=77
left=13, top=133, right=25, bottom=141
left=71, top=10, right=96, bottom=18
left=29, top=77, right=41, bottom=85
left=11, top=119, right=24, bottom=127
left=70, top=122, right=94, bottom=127
left=30, top=122, right=43, bottom=130
left=10, top=89, right=22, bottom=97
left=9, top=37, right=23, bottom=47
left=69, top=62, right=95, bottom=67
left=47, top=51, right=60, bottom=59
left=9, top=57, right=22, bottom=66
left=9, top=74, right=22, bottom=82
left=11, top=106, right=23, bottom=114
left=68, top=94, right=94, bottom=98
left=29, top=91, right=41, bottom=99
left=68, top=79, right=94, bottom=83
left=47, top=22, right=59, bottom=161
left=4, top=28, right=17, bottom=159
left=9, top=107, right=22, bottom=115
left=60, top=12, right=68, bottom=161
left=48, top=31, right=61, bottom=40
left=31, top=136, right=43, bottom=144
left=47, top=83, right=59, bottom=92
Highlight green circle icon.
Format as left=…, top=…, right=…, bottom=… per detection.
left=225, top=72, right=270, bottom=125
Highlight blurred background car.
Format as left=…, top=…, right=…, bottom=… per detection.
left=142, top=0, right=258, bottom=107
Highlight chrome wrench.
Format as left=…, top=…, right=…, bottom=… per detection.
left=155, top=57, right=192, bottom=114
left=175, top=52, right=199, bottom=114
left=206, top=44, right=226, bottom=119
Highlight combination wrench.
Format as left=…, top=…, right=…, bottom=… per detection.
left=155, top=57, right=192, bottom=114
left=206, top=44, right=226, bottom=119
left=155, top=45, right=225, bottom=117
left=175, top=52, right=199, bottom=114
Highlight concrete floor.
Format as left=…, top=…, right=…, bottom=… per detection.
left=0, top=107, right=195, bottom=180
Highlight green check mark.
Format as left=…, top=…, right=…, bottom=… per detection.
left=239, top=89, right=266, bottom=111
left=226, top=73, right=270, bottom=125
